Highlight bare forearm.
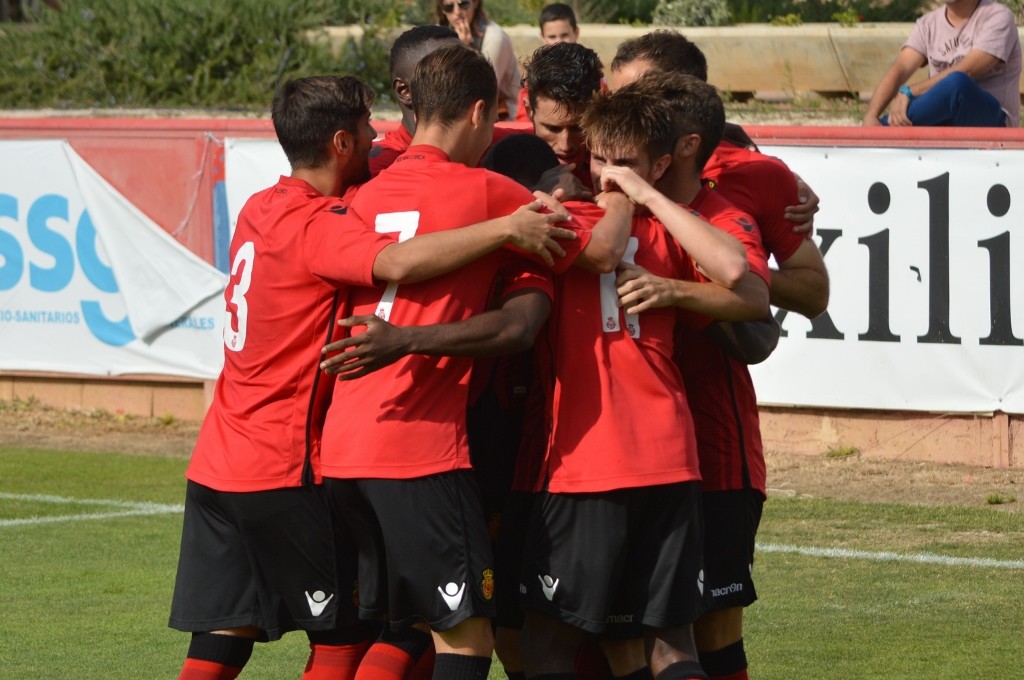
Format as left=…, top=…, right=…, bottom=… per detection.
left=373, top=219, right=512, bottom=283
left=670, top=274, right=769, bottom=321
left=403, top=293, right=550, bottom=357
left=646, top=193, right=747, bottom=288
left=770, top=267, right=829, bottom=318
left=576, top=197, right=634, bottom=274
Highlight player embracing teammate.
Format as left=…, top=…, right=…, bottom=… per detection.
left=169, top=26, right=829, bottom=680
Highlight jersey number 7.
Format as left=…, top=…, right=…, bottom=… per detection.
left=373, top=211, right=421, bottom=322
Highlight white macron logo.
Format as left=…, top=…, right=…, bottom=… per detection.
left=438, top=582, right=466, bottom=611
left=697, top=569, right=705, bottom=596
left=539, top=574, right=559, bottom=601
left=305, top=590, right=334, bottom=617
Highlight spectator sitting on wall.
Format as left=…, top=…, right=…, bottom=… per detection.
left=863, top=0, right=1022, bottom=128
left=436, top=0, right=520, bottom=119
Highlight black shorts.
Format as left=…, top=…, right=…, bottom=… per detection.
left=701, top=489, right=764, bottom=612
left=521, top=481, right=705, bottom=636
left=169, top=481, right=359, bottom=641
left=325, top=471, right=497, bottom=632
left=494, top=490, right=536, bottom=629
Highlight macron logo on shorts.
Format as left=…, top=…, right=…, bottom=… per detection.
left=305, top=590, right=334, bottom=617
left=538, top=574, right=559, bottom=601
left=438, top=582, right=466, bottom=611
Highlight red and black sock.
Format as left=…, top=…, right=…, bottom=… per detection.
left=431, top=653, right=492, bottom=680
left=302, top=640, right=373, bottom=679
left=177, top=632, right=254, bottom=680
left=355, top=627, right=432, bottom=680
left=699, top=639, right=748, bottom=680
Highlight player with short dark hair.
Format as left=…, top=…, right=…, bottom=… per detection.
left=372, top=24, right=523, bottom=178
left=611, top=29, right=708, bottom=84
left=317, top=43, right=588, bottom=680
left=521, top=41, right=604, bottom=196
left=517, top=88, right=748, bottom=680
left=481, top=133, right=560, bottom=194
left=370, top=25, right=460, bottom=177
left=514, top=3, right=582, bottom=122
left=609, top=34, right=831, bottom=680
left=168, top=73, right=574, bottom=680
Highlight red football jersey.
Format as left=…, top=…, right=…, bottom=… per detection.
left=369, top=124, right=524, bottom=178
left=320, top=145, right=564, bottom=480
left=704, top=142, right=806, bottom=264
left=187, top=177, right=394, bottom=492
left=369, top=125, right=413, bottom=178
left=543, top=202, right=701, bottom=494
left=684, top=155, right=799, bottom=496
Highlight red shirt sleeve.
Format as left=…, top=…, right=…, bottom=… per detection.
left=303, top=202, right=394, bottom=288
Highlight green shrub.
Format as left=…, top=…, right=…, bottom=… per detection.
left=0, top=0, right=391, bottom=110
left=653, top=0, right=731, bottom=27
left=726, top=0, right=930, bottom=24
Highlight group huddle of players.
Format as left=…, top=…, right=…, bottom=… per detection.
left=167, top=10, right=830, bottom=680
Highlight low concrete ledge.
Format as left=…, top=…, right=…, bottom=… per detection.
left=326, top=23, right=1024, bottom=99
left=0, top=372, right=213, bottom=421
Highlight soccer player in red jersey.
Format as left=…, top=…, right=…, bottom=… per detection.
left=317, top=43, right=614, bottom=680
left=615, top=72, right=773, bottom=345
left=521, top=41, right=605, bottom=198
left=168, top=74, right=574, bottom=680
left=518, top=89, right=748, bottom=680
left=370, top=24, right=521, bottom=179
left=514, top=3, right=583, bottom=123
left=609, top=33, right=831, bottom=680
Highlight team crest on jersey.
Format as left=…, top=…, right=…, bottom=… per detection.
left=605, top=316, right=617, bottom=330
left=735, top=216, right=755, bottom=232
left=481, top=569, right=495, bottom=601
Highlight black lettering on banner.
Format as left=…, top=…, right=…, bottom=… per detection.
left=979, top=231, right=1022, bottom=346
left=917, top=173, right=960, bottom=345
left=858, top=229, right=899, bottom=343
left=979, top=182, right=1020, bottom=346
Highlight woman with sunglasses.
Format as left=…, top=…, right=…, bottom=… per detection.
left=436, top=0, right=521, bottom=120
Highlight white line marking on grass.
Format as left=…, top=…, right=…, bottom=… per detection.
left=758, top=542, right=1024, bottom=570
left=0, top=492, right=182, bottom=528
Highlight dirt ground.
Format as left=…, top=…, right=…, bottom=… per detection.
left=1, top=399, right=1019, bottom=511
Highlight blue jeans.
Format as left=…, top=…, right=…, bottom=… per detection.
left=882, top=71, right=1008, bottom=127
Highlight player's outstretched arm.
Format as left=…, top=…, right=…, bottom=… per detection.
left=617, top=263, right=768, bottom=320
left=602, top=166, right=747, bottom=288
left=320, top=290, right=550, bottom=379
left=372, top=201, right=575, bottom=283
left=771, top=238, right=830, bottom=318
left=572, top=190, right=634, bottom=273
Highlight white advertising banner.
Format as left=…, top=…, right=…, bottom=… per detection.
left=0, top=140, right=228, bottom=379
left=754, top=145, right=1024, bottom=414
left=224, top=138, right=288, bottom=238
left=219, top=140, right=1024, bottom=415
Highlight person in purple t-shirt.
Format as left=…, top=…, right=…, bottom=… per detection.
left=864, top=0, right=1021, bottom=128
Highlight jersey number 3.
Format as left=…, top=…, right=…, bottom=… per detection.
left=224, top=241, right=254, bottom=352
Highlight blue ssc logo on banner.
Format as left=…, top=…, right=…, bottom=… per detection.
left=0, top=193, right=136, bottom=346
